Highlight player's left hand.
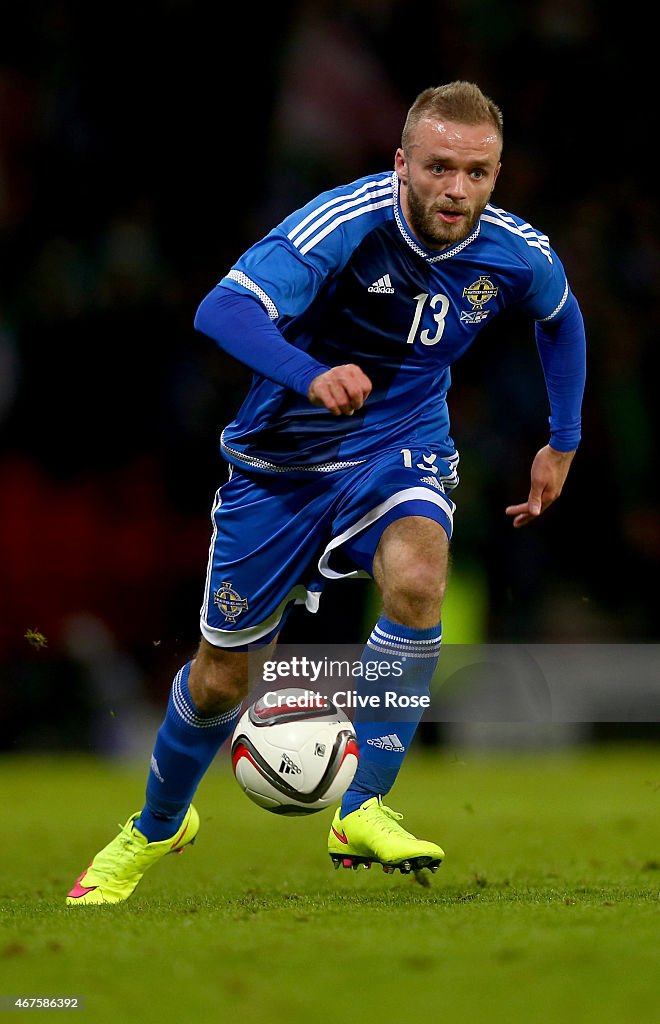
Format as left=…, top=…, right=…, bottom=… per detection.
left=505, top=445, right=576, bottom=528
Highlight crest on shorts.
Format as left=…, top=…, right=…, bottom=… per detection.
left=214, top=581, right=248, bottom=623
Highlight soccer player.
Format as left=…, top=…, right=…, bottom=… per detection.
left=66, top=81, right=585, bottom=903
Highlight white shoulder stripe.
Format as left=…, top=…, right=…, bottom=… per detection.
left=298, top=197, right=394, bottom=256
left=489, top=206, right=550, bottom=242
left=288, top=175, right=392, bottom=245
left=291, top=185, right=392, bottom=250
left=481, top=207, right=553, bottom=263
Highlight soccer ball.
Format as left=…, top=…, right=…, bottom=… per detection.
left=230, top=688, right=359, bottom=816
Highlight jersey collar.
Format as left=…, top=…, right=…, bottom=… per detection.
left=392, top=171, right=481, bottom=262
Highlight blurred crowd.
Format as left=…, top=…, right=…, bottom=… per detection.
left=1, top=0, right=657, bottom=750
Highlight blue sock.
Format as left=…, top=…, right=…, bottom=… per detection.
left=340, top=616, right=442, bottom=817
left=135, top=662, right=242, bottom=842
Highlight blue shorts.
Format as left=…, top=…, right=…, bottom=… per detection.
left=200, top=447, right=458, bottom=649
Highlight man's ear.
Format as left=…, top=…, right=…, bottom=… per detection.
left=394, top=148, right=407, bottom=185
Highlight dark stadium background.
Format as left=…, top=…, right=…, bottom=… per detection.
left=1, top=1, right=657, bottom=752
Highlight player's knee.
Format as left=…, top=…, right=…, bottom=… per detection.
left=382, top=559, right=446, bottom=624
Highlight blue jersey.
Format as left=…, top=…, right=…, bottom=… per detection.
left=216, top=170, right=575, bottom=475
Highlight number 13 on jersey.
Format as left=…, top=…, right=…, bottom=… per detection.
left=406, top=293, right=450, bottom=346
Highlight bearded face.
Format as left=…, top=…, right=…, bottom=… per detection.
left=396, top=118, right=501, bottom=251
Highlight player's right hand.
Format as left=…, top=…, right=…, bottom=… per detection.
left=308, top=364, right=372, bottom=416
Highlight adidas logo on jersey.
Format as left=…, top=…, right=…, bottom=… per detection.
left=366, top=733, right=405, bottom=752
left=368, top=273, right=394, bottom=294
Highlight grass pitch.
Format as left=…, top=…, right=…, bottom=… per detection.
left=1, top=744, right=659, bottom=1023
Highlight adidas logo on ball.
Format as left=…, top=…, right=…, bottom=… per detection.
left=279, top=753, right=302, bottom=775
left=231, top=688, right=359, bottom=816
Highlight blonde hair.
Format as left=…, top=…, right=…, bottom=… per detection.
left=402, top=81, right=503, bottom=152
